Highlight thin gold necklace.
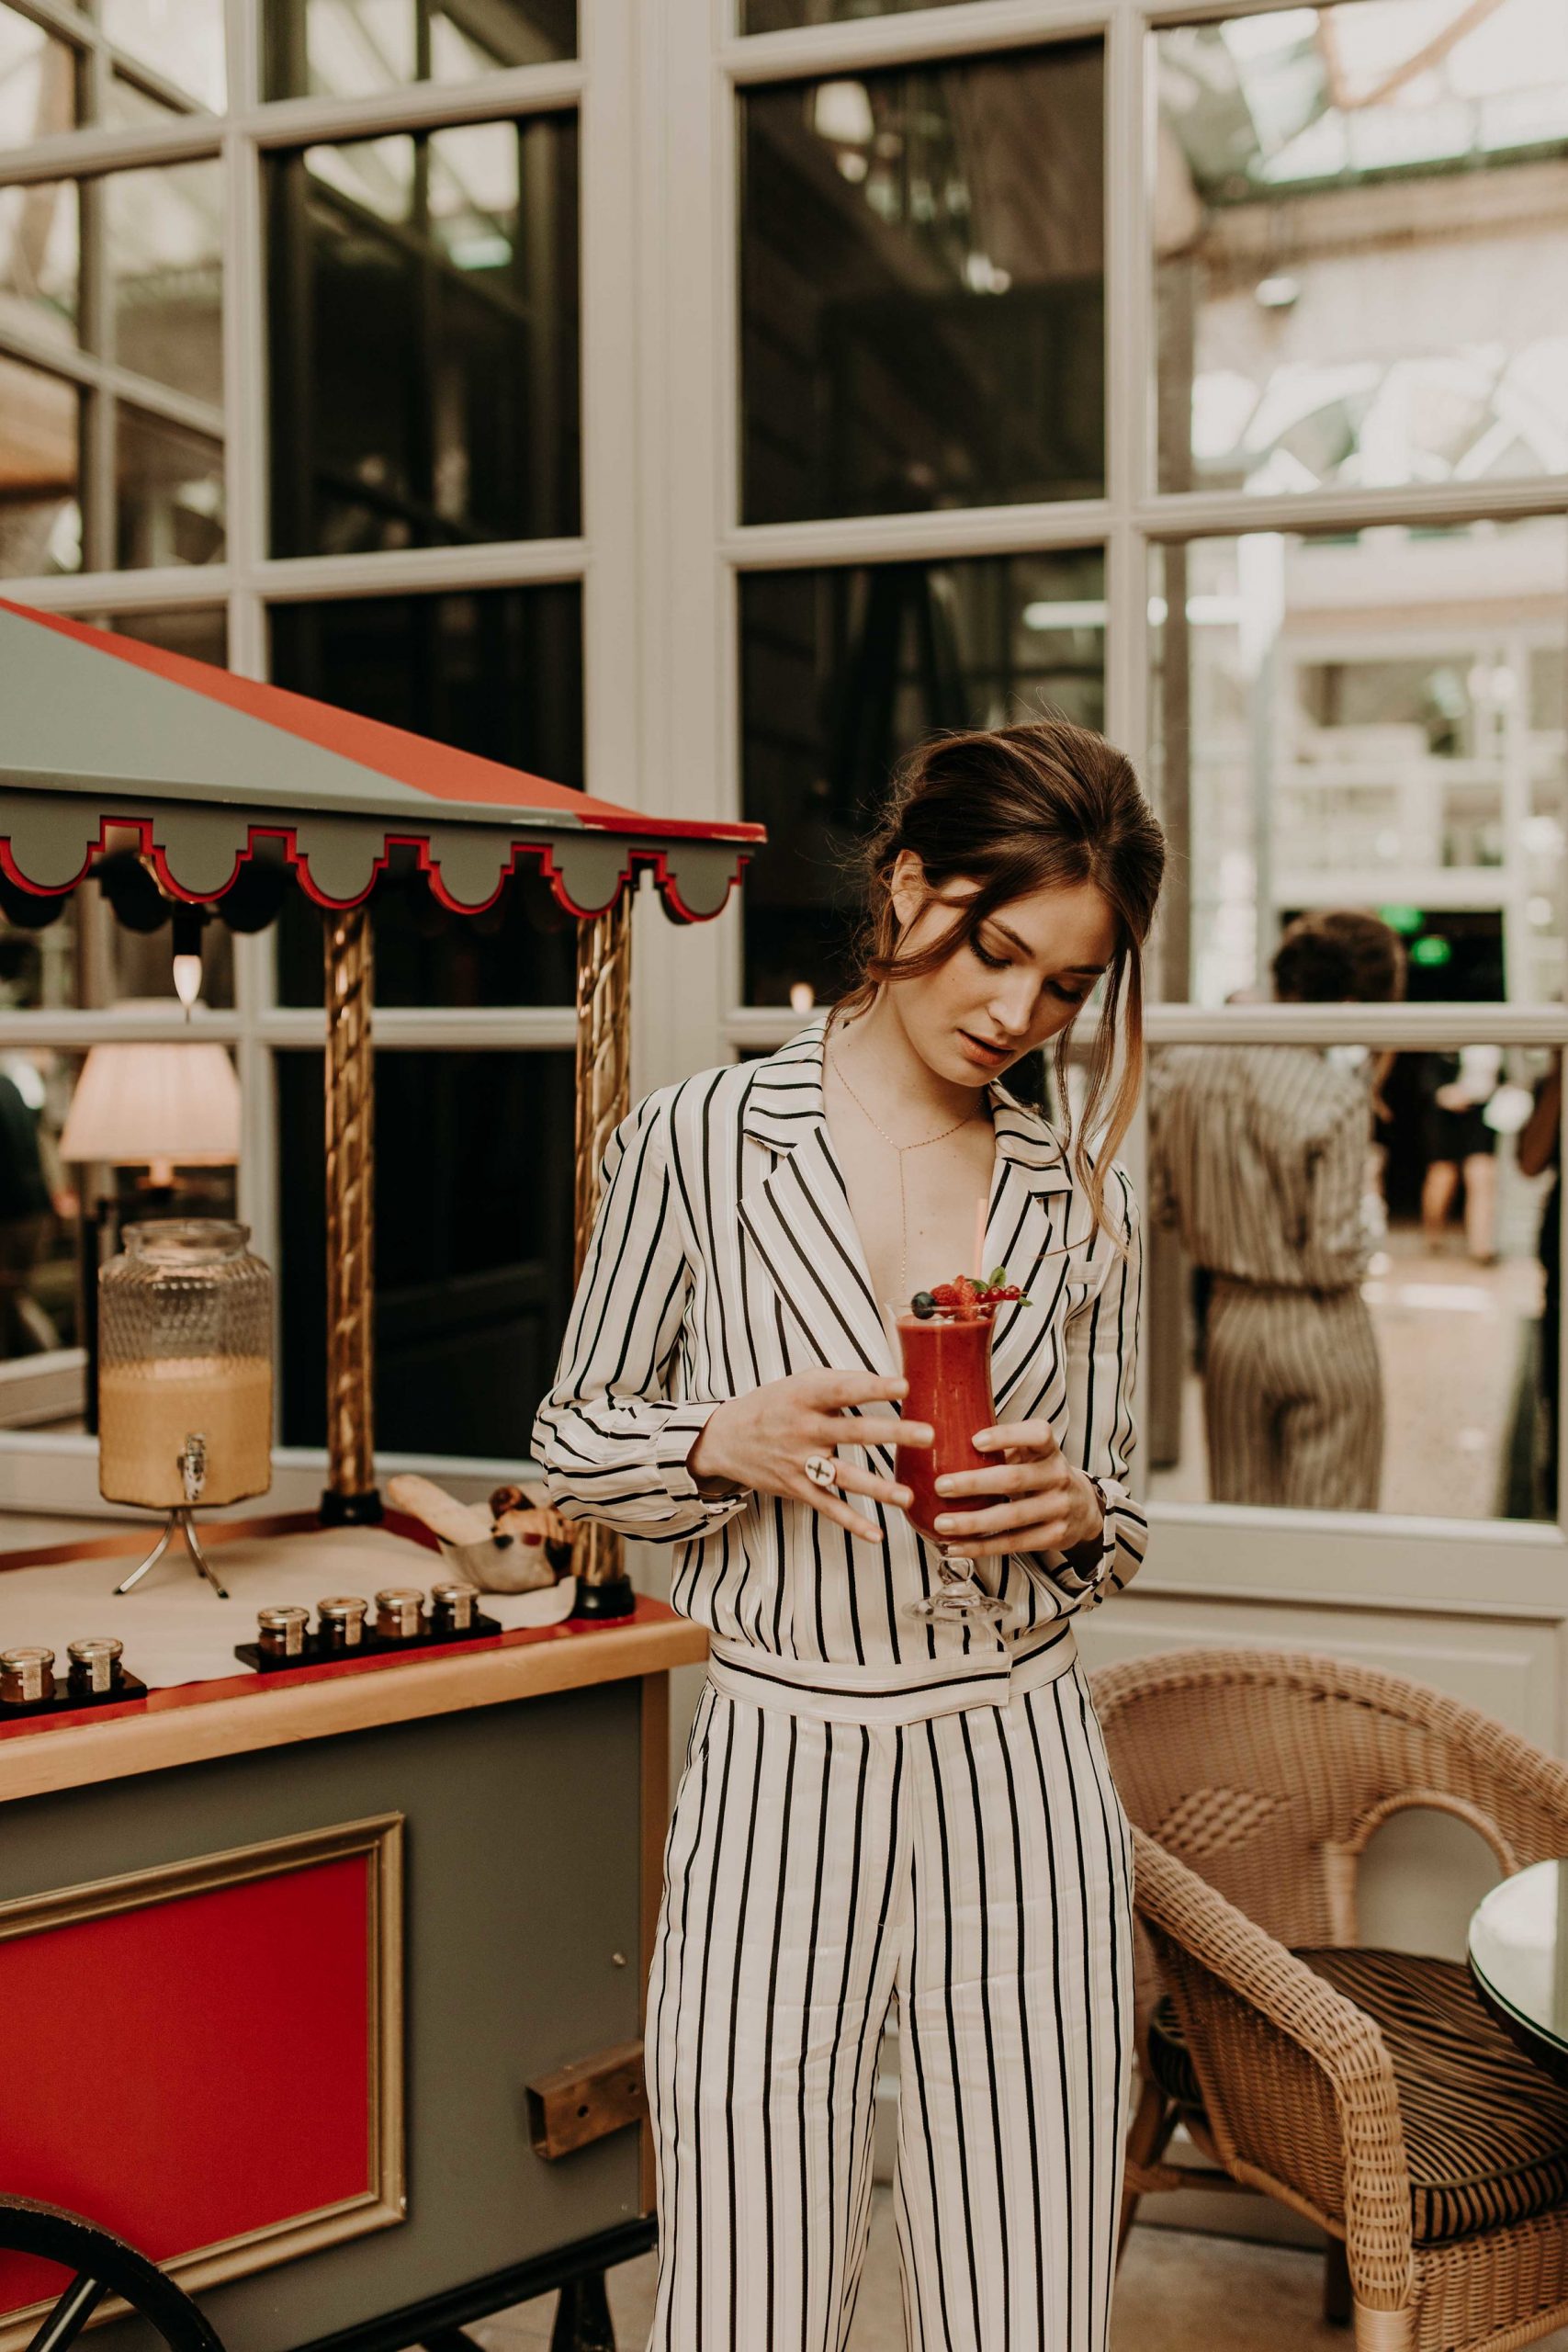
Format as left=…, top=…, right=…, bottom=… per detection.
left=828, top=1040, right=980, bottom=1297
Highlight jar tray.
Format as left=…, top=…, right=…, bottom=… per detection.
left=236, top=1612, right=505, bottom=1674
left=0, top=1671, right=151, bottom=1722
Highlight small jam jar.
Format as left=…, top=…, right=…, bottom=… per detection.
left=257, top=1605, right=310, bottom=1660
left=67, top=1636, right=125, bottom=1699
left=317, top=1595, right=368, bottom=1654
left=375, top=1588, right=425, bottom=1641
left=429, top=1582, right=476, bottom=1636
left=1, top=1647, right=55, bottom=1706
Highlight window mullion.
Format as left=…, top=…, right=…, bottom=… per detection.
left=722, top=0, right=1112, bottom=85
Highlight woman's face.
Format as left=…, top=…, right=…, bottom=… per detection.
left=886, top=856, right=1119, bottom=1087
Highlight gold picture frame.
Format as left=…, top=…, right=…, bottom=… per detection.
left=0, top=1814, right=404, bottom=2346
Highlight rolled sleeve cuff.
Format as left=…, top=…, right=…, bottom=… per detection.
left=1043, top=1476, right=1131, bottom=1611
left=654, top=1398, right=750, bottom=1523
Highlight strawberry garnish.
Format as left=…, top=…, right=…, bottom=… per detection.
left=916, top=1266, right=1031, bottom=1317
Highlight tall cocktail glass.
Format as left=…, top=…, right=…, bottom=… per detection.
left=891, top=1306, right=1010, bottom=1624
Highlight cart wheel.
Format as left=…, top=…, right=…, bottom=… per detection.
left=0, top=2196, right=225, bottom=2352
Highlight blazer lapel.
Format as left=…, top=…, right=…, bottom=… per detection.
left=739, top=1021, right=896, bottom=1381
left=739, top=1122, right=897, bottom=1381
left=984, top=1091, right=1078, bottom=1420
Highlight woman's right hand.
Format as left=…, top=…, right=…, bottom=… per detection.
left=687, top=1371, right=931, bottom=1544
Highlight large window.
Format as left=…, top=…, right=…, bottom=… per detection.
left=0, top=0, right=590, bottom=1482
left=720, top=0, right=1568, bottom=1572
left=4, top=0, right=1566, bottom=1548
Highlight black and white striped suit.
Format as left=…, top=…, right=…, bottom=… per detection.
left=534, top=1017, right=1145, bottom=2350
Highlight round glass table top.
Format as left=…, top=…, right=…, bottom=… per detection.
left=1469, top=1859, right=1568, bottom=2054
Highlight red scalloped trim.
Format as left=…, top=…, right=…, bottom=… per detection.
left=1, top=819, right=750, bottom=924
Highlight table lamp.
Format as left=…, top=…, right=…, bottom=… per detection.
left=60, top=1033, right=241, bottom=1187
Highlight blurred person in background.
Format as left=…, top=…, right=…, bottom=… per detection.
left=0, top=1063, right=58, bottom=1356
left=1518, top=1048, right=1562, bottom=1515
left=1149, top=910, right=1404, bottom=1511
left=1415, top=1045, right=1504, bottom=1265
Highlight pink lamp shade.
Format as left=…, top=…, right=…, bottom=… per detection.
left=60, top=1040, right=241, bottom=1185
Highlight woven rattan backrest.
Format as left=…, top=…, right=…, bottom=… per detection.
left=1092, top=1648, right=1568, bottom=1949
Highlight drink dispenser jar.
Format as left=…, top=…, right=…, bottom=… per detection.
left=98, top=1219, right=274, bottom=1596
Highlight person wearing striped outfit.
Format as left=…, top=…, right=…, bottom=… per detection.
left=1147, top=910, right=1404, bottom=1512
left=535, top=722, right=1166, bottom=2351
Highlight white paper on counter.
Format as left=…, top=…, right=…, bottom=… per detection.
left=0, top=1525, right=578, bottom=1690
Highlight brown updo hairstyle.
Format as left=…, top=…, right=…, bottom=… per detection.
left=840, top=720, right=1167, bottom=1244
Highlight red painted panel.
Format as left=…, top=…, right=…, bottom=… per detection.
left=0, top=1853, right=373, bottom=2316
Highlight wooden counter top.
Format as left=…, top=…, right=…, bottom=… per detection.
left=0, top=1594, right=708, bottom=1807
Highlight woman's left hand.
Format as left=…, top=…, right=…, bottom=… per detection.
left=931, top=1420, right=1103, bottom=1560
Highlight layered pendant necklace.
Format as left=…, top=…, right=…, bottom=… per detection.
left=829, top=1041, right=980, bottom=1297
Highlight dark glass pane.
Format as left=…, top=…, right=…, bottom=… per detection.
left=0, top=1050, right=79, bottom=1374
left=276, top=1046, right=576, bottom=1459
left=264, top=0, right=577, bottom=99
left=0, top=354, right=81, bottom=575
left=0, top=9, right=81, bottom=142
left=744, top=0, right=966, bottom=26
left=1147, top=517, right=1568, bottom=1004
left=0, top=178, right=78, bottom=351
left=740, top=548, right=1106, bottom=1005
left=116, top=407, right=225, bottom=566
left=105, top=161, right=224, bottom=405
left=107, top=605, right=228, bottom=667
left=101, top=0, right=226, bottom=110
left=267, top=116, right=580, bottom=556
left=740, top=44, right=1104, bottom=526
left=1146, top=1036, right=1559, bottom=1522
left=269, top=585, right=582, bottom=1007
left=1156, top=0, right=1568, bottom=496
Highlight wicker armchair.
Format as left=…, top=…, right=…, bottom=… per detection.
left=1091, top=1648, right=1568, bottom=2352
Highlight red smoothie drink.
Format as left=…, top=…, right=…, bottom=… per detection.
left=895, top=1310, right=997, bottom=1540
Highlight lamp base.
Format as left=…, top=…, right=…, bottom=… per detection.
left=115, top=1508, right=229, bottom=1600
left=570, top=1574, right=637, bottom=1623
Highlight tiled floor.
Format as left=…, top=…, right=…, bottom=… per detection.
left=476, top=2199, right=1568, bottom=2349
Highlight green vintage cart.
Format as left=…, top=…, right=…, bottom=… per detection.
left=0, top=598, right=761, bottom=2352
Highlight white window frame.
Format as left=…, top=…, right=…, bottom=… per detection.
left=2, top=0, right=1566, bottom=1626
left=630, top=0, right=1568, bottom=1636
left=0, top=0, right=641, bottom=1514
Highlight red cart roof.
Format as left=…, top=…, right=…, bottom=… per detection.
left=0, top=600, right=761, bottom=922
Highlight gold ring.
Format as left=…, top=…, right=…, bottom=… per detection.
left=804, top=1453, right=837, bottom=1489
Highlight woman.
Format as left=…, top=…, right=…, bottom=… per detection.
left=534, top=721, right=1165, bottom=2352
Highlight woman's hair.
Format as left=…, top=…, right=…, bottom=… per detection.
left=1272, top=909, right=1406, bottom=1005
left=839, top=720, right=1167, bottom=1244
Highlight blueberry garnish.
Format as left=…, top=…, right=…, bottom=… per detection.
left=911, top=1291, right=936, bottom=1319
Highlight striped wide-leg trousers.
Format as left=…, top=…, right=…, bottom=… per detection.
left=643, top=1656, right=1133, bottom=2352
left=1202, top=1277, right=1383, bottom=1511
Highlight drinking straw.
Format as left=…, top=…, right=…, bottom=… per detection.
left=973, top=1191, right=987, bottom=1282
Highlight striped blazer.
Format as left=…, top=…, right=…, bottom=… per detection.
left=533, top=1017, right=1147, bottom=1676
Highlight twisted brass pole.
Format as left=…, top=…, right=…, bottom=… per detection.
left=322, top=902, right=379, bottom=1522
left=571, top=895, right=635, bottom=1614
